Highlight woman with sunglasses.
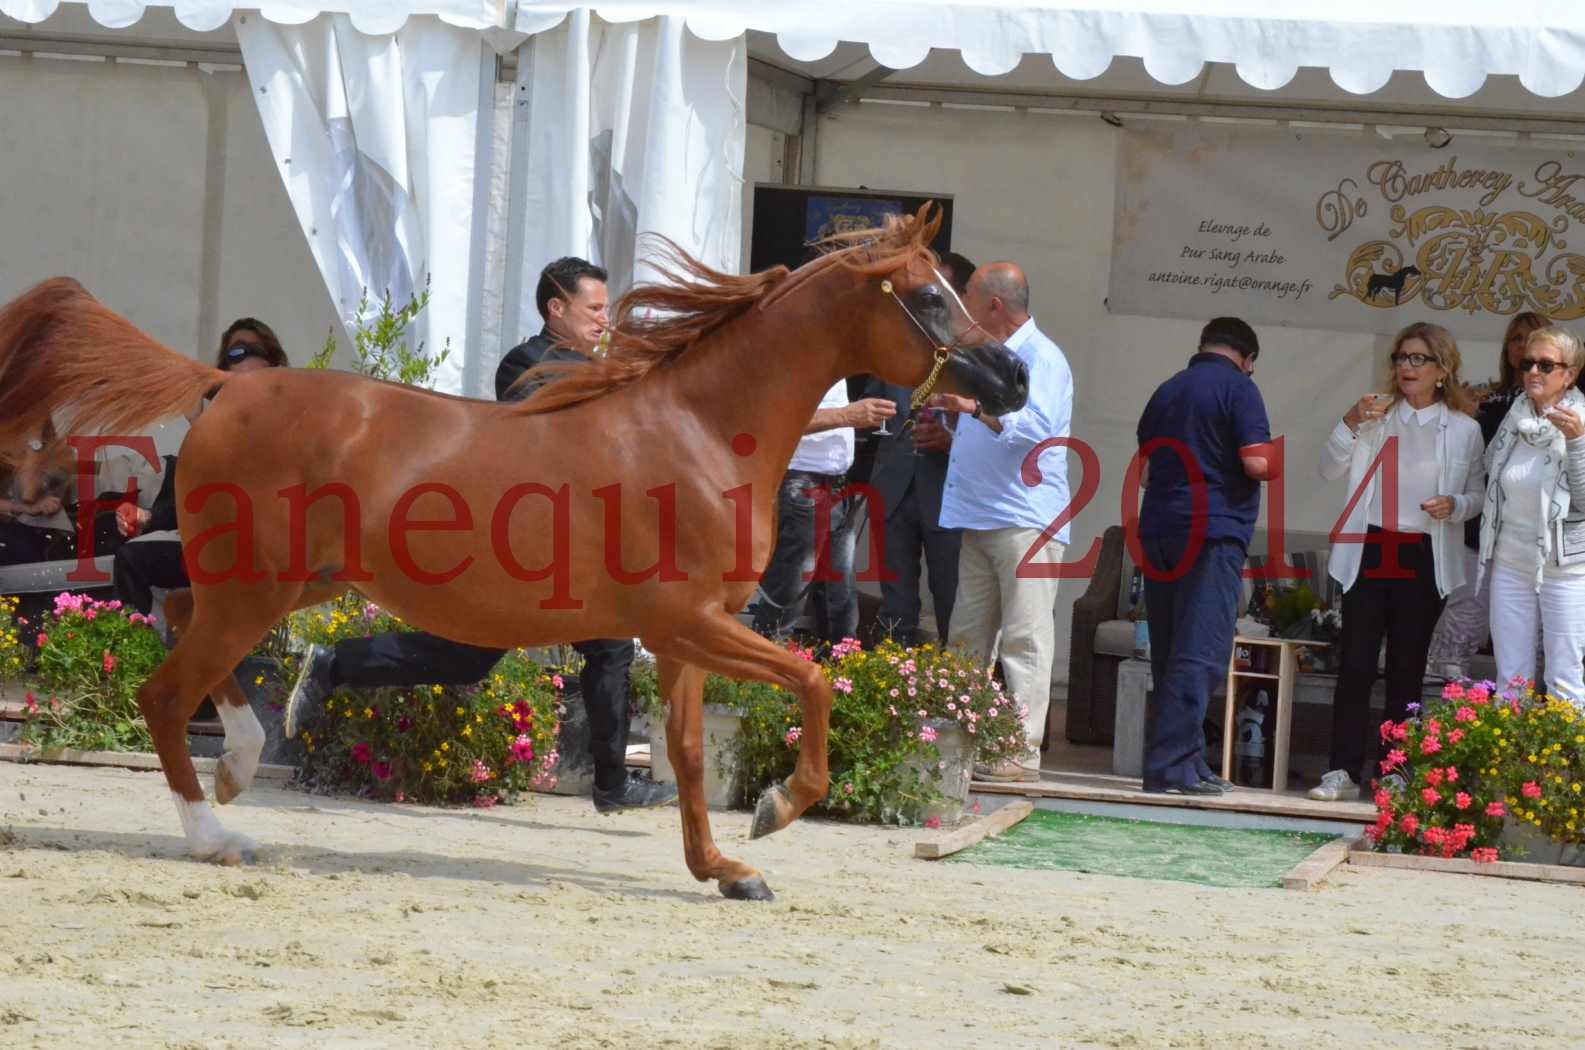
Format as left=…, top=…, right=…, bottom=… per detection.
left=1309, top=322, right=1485, bottom=801
left=111, top=319, right=289, bottom=616
left=1425, top=311, right=1549, bottom=681
left=1478, top=325, right=1585, bottom=704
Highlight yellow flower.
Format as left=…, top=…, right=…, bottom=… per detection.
left=254, top=675, right=265, bottom=686
left=441, top=741, right=450, bottom=751
left=364, top=707, right=374, bottom=719
left=455, top=707, right=465, bottom=716
left=462, top=726, right=473, bottom=738
left=437, top=758, right=447, bottom=769
left=474, top=714, right=484, bottom=724
left=422, top=761, right=432, bottom=773
left=431, top=685, right=444, bottom=695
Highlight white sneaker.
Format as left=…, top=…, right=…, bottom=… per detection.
left=1307, top=769, right=1358, bottom=801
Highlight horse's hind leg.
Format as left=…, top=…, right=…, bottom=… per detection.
left=139, top=586, right=308, bottom=864
left=164, top=588, right=258, bottom=805
left=654, top=657, right=772, bottom=901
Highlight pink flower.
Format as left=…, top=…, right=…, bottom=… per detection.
left=1399, top=813, right=1419, bottom=836
left=35, top=633, right=47, bottom=648
left=831, top=677, right=853, bottom=695
left=508, top=733, right=535, bottom=765
left=1485, top=801, right=1506, bottom=817
left=1425, top=719, right=1442, bottom=736
left=351, top=742, right=373, bottom=766
left=1448, top=729, right=1465, bottom=745
left=1441, top=681, right=1467, bottom=700
left=784, top=726, right=803, bottom=747
left=471, top=794, right=498, bottom=808
left=372, top=761, right=392, bottom=781
left=970, top=800, right=982, bottom=815
left=22, top=692, right=39, bottom=715
left=919, top=725, right=938, bottom=744
left=1421, top=787, right=1441, bottom=806
left=551, top=674, right=564, bottom=690
left=1468, top=686, right=1491, bottom=706
left=1425, top=767, right=1445, bottom=788
left=102, top=651, right=116, bottom=675
left=1391, top=723, right=1408, bottom=742
left=1455, top=706, right=1477, bottom=724
left=1444, top=766, right=1458, bottom=782
left=843, top=782, right=854, bottom=795
left=924, top=816, right=942, bottom=830
left=1522, top=780, right=1542, bottom=800
left=1455, top=792, right=1472, bottom=810
left=1379, top=720, right=1398, bottom=743
left=1471, top=848, right=1499, bottom=864
left=1380, top=748, right=1407, bottom=772
left=1420, top=736, right=1442, bottom=756
left=470, top=759, right=493, bottom=784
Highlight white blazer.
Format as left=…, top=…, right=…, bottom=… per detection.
left=1319, top=401, right=1485, bottom=597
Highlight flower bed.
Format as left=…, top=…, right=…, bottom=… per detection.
left=636, top=638, right=1029, bottom=826
left=1366, top=678, right=1584, bottom=863
left=14, top=593, right=165, bottom=753
left=283, top=595, right=562, bottom=807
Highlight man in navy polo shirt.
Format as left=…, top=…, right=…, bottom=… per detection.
left=1135, top=317, right=1276, bottom=794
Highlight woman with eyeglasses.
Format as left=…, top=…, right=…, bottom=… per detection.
left=110, top=319, right=289, bottom=617
left=1478, top=325, right=1585, bottom=704
left=1425, top=311, right=1549, bottom=681
left=1309, top=322, right=1485, bottom=801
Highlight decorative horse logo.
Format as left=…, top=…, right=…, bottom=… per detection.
left=1366, top=264, right=1422, bottom=305
left=0, top=204, right=1030, bottom=903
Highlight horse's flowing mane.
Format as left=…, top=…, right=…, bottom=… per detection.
left=0, top=277, right=226, bottom=465
left=511, top=203, right=944, bottom=414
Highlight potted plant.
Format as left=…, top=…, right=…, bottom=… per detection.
left=631, top=652, right=749, bottom=810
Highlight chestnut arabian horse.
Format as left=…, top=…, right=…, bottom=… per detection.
left=0, top=206, right=1028, bottom=901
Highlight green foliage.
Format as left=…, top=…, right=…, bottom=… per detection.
left=309, top=279, right=450, bottom=390
left=281, top=594, right=561, bottom=805
left=20, top=594, right=166, bottom=753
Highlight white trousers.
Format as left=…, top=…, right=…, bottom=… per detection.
left=946, top=528, right=1064, bottom=765
left=1488, top=563, right=1585, bottom=703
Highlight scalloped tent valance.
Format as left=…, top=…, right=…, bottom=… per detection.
left=6, top=1, right=1585, bottom=98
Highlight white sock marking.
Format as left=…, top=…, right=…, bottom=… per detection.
left=217, top=701, right=265, bottom=789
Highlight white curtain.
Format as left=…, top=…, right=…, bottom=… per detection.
left=235, top=13, right=490, bottom=395
left=504, top=11, right=746, bottom=352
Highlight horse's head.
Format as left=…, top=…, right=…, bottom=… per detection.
left=832, top=205, right=1029, bottom=417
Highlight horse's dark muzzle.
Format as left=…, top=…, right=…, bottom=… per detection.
left=951, top=342, right=1028, bottom=417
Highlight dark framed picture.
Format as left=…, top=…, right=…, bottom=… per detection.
left=749, top=184, right=954, bottom=274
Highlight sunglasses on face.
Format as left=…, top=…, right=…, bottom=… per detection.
left=1390, top=352, right=1436, bottom=368
left=225, top=344, right=258, bottom=363
left=1520, top=357, right=1569, bottom=375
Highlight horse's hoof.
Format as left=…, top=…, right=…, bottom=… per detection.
left=194, top=832, right=259, bottom=867
left=749, top=784, right=793, bottom=840
left=720, top=876, right=775, bottom=902
left=213, top=755, right=246, bottom=806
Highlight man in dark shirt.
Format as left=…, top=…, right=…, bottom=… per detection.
left=1135, top=317, right=1275, bottom=794
left=284, top=257, right=675, bottom=815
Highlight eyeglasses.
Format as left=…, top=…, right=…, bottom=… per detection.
left=225, top=344, right=256, bottom=362
left=1390, top=351, right=1436, bottom=368
left=1520, top=357, right=1570, bottom=375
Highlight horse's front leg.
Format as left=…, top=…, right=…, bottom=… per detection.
left=652, top=612, right=832, bottom=844
left=656, top=656, right=773, bottom=901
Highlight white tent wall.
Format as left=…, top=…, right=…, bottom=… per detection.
left=809, top=99, right=1520, bottom=687
left=0, top=49, right=343, bottom=368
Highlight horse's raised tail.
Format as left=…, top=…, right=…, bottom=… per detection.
left=0, top=278, right=226, bottom=463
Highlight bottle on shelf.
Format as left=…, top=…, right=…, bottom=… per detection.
left=1128, top=569, right=1149, bottom=658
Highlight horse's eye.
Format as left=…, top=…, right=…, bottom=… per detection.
left=919, top=289, right=945, bottom=309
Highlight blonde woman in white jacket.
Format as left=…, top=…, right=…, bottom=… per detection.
left=1309, top=323, right=1486, bottom=801
left=1477, top=325, right=1585, bottom=705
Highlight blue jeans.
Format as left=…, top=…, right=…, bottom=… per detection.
left=751, top=469, right=859, bottom=645
left=1142, top=534, right=1246, bottom=788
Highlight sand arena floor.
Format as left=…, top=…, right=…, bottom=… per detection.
left=0, top=761, right=1581, bottom=1048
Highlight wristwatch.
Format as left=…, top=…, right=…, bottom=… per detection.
left=971, top=400, right=983, bottom=420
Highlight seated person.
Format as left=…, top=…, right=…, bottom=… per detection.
left=112, top=318, right=289, bottom=614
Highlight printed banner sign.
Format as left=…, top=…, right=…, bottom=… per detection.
left=1109, top=125, right=1585, bottom=336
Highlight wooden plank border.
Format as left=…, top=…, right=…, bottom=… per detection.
left=0, top=743, right=294, bottom=782
left=915, top=800, right=1033, bottom=860
left=1347, top=842, right=1585, bottom=886
left=1280, top=835, right=1358, bottom=890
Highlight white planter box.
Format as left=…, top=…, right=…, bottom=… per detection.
left=1499, top=817, right=1585, bottom=867
left=646, top=705, right=743, bottom=810
left=904, top=718, right=973, bottom=824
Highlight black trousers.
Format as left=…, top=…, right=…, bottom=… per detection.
left=1328, top=529, right=1444, bottom=781
left=333, top=632, right=637, bottom=794
left=875, top=481, right=961, bottom=645
left=113, top=540, right=189, bottom=614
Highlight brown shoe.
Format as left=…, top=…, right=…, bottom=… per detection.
left=973, top=759, right=1041, bottom=783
